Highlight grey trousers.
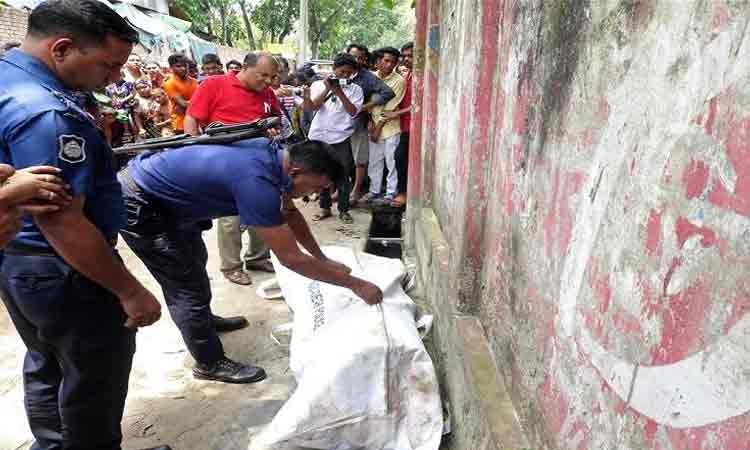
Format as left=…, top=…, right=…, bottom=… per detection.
left=217, top=216, right=270, bottom=272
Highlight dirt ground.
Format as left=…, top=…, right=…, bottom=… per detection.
left=0, top=202, right=372, bottom=450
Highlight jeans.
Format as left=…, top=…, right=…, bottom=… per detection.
left=320, top=139, right=354, bottom=213
left=0, top=251, right=135, bottom=450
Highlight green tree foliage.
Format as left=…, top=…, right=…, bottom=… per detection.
left=175, top=0, right=413, bottom=56
left=251, top=0, right=299, bottom=46
left=308, top=0, right=414, bottom=59
left=174, top=0, right=254, bottom=49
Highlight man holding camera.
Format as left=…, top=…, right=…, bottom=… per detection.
left=303, top=53, right=364, bottom=224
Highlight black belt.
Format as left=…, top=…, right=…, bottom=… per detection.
left=4, top=242, right=58, bottom=257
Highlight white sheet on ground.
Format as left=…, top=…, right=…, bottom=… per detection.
left=250, top=246, right=442, bottom=450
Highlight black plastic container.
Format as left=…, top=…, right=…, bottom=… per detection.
left=364, top=205, right=403, bottom=259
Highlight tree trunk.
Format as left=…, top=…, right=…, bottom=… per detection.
left=238, top=0, right=256, bottom=50
left=219, top=6, right=228, bottom=45
left=200, top=0, right=214, bottom=36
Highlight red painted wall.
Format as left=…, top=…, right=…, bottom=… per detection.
left=409, top=0, right=750, bottom=448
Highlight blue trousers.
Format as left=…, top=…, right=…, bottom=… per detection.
left=118, top=172, right=224, bottom=365
left=0, top=252, right=135, bottom=450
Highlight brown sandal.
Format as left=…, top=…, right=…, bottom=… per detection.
left=223, top=269, right=252, bottom=285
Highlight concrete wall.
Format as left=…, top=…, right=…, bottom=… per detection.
left=0, top=6, right=28, bottom=47
left=407, top=0, right=750, bottom=449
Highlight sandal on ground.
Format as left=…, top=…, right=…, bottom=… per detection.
left=339, top=211, right=354, bottom=224
left=223, top=269, right=252, bottom=285
left=312, top=209, right=333, bottom=221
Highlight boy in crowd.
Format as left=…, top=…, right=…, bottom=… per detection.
left=163, top=54, right=199, bottom=134
left=226, top=59, right=242, bottom=74
left=200, top=53, right=224, bottom=82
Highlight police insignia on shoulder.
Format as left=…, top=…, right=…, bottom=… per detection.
left=58, top=134, right=86, bottom=164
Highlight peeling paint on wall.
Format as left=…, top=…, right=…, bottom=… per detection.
left=409, top=0, right=750, bottom=448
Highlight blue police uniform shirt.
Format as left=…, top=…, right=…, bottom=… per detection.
left=129, top=138, right=293, bottom=227
left=0, top=49, right=125, bottom=248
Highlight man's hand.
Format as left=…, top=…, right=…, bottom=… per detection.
left=120, top=286, right=162, bottom=329
left=351, top=279, right=383, bottom=305
left=0, top=165, right=72, bottom=214
left=382, top=111, right=400, bottom=120
left=325, top=258, right=352, bottom=274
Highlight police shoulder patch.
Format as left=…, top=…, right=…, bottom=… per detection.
left=58, top=134, right=86, bottom=164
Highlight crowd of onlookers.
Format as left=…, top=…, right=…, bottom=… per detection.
left=0, top=40, right=414, bottom=286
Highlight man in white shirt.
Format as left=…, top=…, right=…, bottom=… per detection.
left=303, top=53, right=364, bottom=224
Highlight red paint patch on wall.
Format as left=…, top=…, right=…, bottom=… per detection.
left=666, top=426, right=709, bottom=450
left=711, top=4, right=731, bottom=32
left=513, top=79, right=532, bottom=135
left=644, top=418, right=658, bottom=442
left=650, top=281, right=713, bottom=365
left=682, top=159, right=710, bottom=199
left=645, top=209, right=662, bottom=256
left=674, top=216, right=717, bottom=249
left=543, top=170, right=585, bottom=257
left=708, top=116, right=750, bottom=216
left=640, top=272, right=661, bottom=319
left=595, top=97, right=610, bottom=122
left=704, top=97, right=718, bottom=136
left=568, top=419, right=591, bottom=450
left=539, top=373, right=570, bottom=436
left=612, top=308, right=643, bottom=336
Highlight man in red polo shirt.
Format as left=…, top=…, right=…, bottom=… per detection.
left=185, top=52, right=282, bottom=287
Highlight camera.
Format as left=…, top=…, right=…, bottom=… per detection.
left=328, top=77, right=348, bottom=87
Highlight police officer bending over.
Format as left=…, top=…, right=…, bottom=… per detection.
left=119, top=138, right=384, bottom=383
left=0, top=1, right=166, bottom=450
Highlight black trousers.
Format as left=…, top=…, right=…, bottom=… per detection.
left=320, top=139, right=354, bottom=213
left=395, top=132, right=410, bottom=195
left=118, top=173, right=224, bottom=365
left=0, top=252, right=135, bottom=450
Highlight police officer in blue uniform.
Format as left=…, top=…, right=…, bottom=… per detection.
left=119, top=138, right=384, bottom=383
left=0, top=1, right=168, bottom=449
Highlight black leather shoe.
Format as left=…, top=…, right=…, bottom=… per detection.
left=137, top=446, right=173, bottom=450
left=212, top=314, right=249, bottom=332
left=193, top=357, right=267, bottom=384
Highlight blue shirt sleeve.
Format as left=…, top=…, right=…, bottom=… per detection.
left=233, top=176, right=284, bottom=227
left=4, top=110, right=101, bottom=197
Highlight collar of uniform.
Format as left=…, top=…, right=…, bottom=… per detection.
left=2, top=49, right=69, bottom=94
